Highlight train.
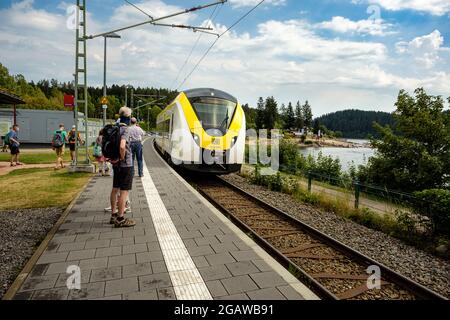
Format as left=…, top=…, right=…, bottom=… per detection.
left=155, top=88, right=246, bottom=174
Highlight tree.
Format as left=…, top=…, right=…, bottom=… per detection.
left=279, top=103, right=287, bottom=128
left=302, top=100, right=313, bottom=130
left=315, top=109, right=395, bottom=139
left=255, top=97, right=265, bottom=130
left=285, top=102, right=295, bottom=130
left=365, top=88, right=450, bottom=192
left=295, top=101, right=304, bottom=131
left=264, top=96, right=278, bottom=130
left=148, top=105, right=163, bottom=129
left=313, top=119, right=320, bottom=135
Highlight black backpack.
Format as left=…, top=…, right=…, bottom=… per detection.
left=102, top=124, right=121, bottom=160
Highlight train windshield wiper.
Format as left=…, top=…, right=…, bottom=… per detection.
left=219, top=109, right=229, bottom=133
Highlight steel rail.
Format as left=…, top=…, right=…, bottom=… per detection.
left=195, top=176, right=447, bottom=301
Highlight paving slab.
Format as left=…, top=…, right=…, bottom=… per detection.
left=10, top=139, right=318, bottom=301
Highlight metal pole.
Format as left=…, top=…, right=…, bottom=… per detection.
left=131, top=89, right=134, bottom=109
left=308, top=172, right=312, bottom=193
left=13, top=104, right=16, bottom=126
left=103, top=36, right=107, bottom=127
left=354, top=181, right=360, bottom=209
left=124, top=86, right=127, bottom=108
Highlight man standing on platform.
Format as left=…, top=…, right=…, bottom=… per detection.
left=110, top=107, right=135, bottom=228
left=129, top=117, right=145, bottom=177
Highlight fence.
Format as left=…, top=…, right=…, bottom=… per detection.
left=303, top=170, right=427, bottom=216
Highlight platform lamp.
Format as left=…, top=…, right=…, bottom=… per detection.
left=102, top=32, right=121, bottom=126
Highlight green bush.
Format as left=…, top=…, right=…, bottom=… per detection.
left=250, top=167, right=283, bottom=192
left=279, top=140, right=299, bottom=174
left=305, top=152, right=343, bottom=184
left=300, top=135, right=307, bottom=143
left=413, top=189, right=450, bottom=236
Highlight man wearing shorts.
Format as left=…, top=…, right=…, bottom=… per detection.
left=110, top=107, right=136, bottom=228
left=68, top=125, right=83, bottom=163
left=53, top=124, right=68, bottom=170
left=9, top=125, right=22, bottom=167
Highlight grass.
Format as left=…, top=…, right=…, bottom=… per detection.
left=0, top=168, right=92, bottom=210
left=0, top=152, right=72, bottom=164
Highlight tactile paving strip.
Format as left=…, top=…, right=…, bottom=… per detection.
left=141, top=157, right=213, bottom=300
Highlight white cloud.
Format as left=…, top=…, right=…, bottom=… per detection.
left=316, top=16, right=394, bottom=36
left=3, top=0, right=64, bottom=31
left=229, top=0, right=286, bottom=9
left=354, top=0, right=450, bottom=16
left=396, top=30, right=446, bottom=68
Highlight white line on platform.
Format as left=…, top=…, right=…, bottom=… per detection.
left=141, top=156, right=212, bottom=300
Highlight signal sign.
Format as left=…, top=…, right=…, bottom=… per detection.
left=101, top=97, right=108, bottom=105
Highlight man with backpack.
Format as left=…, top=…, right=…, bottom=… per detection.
left=2, top=127, right=12, bottom=153
left=8, top=125, right=22, bottom=167
left=103, top=106, right=136, bottom=228
left=52, top=123, right=68, bottom=170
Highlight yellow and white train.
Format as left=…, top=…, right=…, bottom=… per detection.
left=155, top=88, right=246, bottom=174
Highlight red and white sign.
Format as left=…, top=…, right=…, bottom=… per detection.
left=64, top=94, right=75, bottom=108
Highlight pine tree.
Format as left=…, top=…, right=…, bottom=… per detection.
left=295, top=101, right=304, bottom=131
left=280, top=103, right=287, bottom=129
left=302, top=100, right=313, bottom=130
left=264, top=96, right=278, bottom=130
left=255, top=97, right=265, bottom=130
left=313, top=119, right=320, bottom=135
left=286, top=102, right=295, bottom=130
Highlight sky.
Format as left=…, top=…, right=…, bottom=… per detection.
left=0, top=0, right=449, bottom=116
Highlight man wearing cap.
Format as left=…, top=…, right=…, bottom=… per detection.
left=110, top=106, right=136, bottom=228
left=68, top=125, right=83, bottom=164
left=129, top=117, right=145, bottom=177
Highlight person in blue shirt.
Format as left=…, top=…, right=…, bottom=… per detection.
left=8, top=124, right=22, bottom=167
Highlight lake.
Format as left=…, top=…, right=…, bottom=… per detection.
left=299, top=144, right=375, bottom=172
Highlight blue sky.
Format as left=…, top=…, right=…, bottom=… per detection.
left=0, top=0, right=449, bottom=116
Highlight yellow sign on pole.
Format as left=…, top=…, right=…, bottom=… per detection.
left=101, top=97, right=108, bottom=105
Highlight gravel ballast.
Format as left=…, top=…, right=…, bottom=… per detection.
left=0, top=208, right=62, bottom=299
left=222, top=174, right=450, bottom=298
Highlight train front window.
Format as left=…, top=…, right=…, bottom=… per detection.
left=190, top=97, right=236, bottom=133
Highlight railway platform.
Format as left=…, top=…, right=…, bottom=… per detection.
left=6, top=139, right=318, bottom=300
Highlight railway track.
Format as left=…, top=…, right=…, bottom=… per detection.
left=188, top=175, right=446, bottom=300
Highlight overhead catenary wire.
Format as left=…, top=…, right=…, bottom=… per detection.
left=123, top=0, right=214, bottom=33
left=176, top=0, right=266, bottom=90
left=170, top=4, right=223, bottom=90
left=124, top=0, right=153, bottom=19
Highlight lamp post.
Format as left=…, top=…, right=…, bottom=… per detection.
left=124, top=85, right=131, bottom=108
left=137, top=99, right=142, bottom=121
left=103, top=32, right=121, bottom=126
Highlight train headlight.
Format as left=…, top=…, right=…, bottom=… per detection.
left=192, top=133, right=201, bottom=146
left=231, top=136, right=238, bottom=147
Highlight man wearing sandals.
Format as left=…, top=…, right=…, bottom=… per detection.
left=9, top=125, right=22, bottom=167
left=110, top=107, right=136, bottom=228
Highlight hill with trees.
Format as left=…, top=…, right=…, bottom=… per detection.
left=315, top=109, right=395, bottom=138
left=0, top=62, right=177, bottom=129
